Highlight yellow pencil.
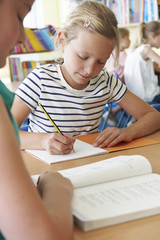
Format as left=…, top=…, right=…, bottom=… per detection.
left=38, top=102, right=63, bottom=135
left=38, top=102, right=75, bottom=152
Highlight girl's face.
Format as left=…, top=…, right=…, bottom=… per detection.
left=0, top=0, right=34, bottom=67
left=150, top=32, right=160, bottom=49
left=60, top=29, right=115, bottom=90
left=120, top=34, right=130, bottom=51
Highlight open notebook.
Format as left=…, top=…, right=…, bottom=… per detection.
left=26, top=139, right=108, bottom=164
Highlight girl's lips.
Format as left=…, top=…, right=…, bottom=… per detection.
left=79, top=73, right=91, bottom=79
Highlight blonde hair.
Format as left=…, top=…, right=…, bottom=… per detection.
left=55, top=1, right=119, bottom=61
left=134, top=21, right=160, bottom=48
left=118, top=27, right=129, bottom=39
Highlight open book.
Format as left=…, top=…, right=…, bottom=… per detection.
left=60, top=155, right=160, bottom=231
left=32, top=155, right=160, bottom=232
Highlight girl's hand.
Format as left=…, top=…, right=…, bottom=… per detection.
left=40, top=133, right=75, bottom=155
left=37, top=171, right=73, bottom=239
left=37, top=171, right=73, bottom=199
left=93, top=127, right=133, bottom=148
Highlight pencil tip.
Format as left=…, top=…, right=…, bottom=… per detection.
left=72, top=148, right=75, bottom=153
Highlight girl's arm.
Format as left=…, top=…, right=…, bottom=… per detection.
left=141, top=45, right=160, bottom=64
left=11, top=95, right=75, bottom=154
left=0, top=97, right=73, bottom=240
left=94, top=90, right=160, bottom=147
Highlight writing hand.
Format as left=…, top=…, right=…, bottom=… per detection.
left=40, top=133, right=75, bottom=155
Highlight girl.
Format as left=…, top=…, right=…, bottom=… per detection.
left=124, top=21, right=160, bottom=103
left=105, top=27, right=130, bottom=126
left=0, top=0, right=73, bottom=239
left=107, top=27, right=130, bottom=84
left=12, top=1, right=160, bottom=155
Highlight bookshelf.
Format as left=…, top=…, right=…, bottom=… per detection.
left=9, top=25, right=57, bottom=82
left=102, top=0, right=159, bottom=26
left=99, top=0, right=160, bottom=53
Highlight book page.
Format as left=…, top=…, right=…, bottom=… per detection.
left=60, top=155, right=152, bottom=188
left=72, top=174, right=160, bottom=231
left=27, top=139, right=107, bottom=165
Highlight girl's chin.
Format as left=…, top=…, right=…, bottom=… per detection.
left=75, top=82, right=89, bottom=90
left=0, top=59, right=6, bottom=68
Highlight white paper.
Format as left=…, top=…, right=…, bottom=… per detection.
left=27, top=139, right=108, bottom=164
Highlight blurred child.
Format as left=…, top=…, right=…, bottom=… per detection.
left=107, top=27, right=130, bottom=83
left=106, top=27, right=130, bottom=126
left=12, top=1, right=160, bottom=154
left=124, top=21, right=160, bottom=104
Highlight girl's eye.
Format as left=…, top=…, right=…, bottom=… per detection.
left=79, top=55, right=88, bottom=60
left=98, top=61, right=105, bottom=65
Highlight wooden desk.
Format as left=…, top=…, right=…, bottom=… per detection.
left=22, top=131, right=160, bottom=240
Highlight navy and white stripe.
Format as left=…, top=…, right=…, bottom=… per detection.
left=16, top=64, right=127, bottom=136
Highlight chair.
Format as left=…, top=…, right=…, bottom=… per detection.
left=99, top=102, right=160, bottom=132
left=98, top=103, right=132, bottom=131
left=20, top=117, right=29, bottom=131
left=151, top=103, right=160, bottom=112
left=98, top=72, right=132, bottom=131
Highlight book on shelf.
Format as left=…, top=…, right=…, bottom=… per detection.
left=25, top=28, right=46, bottom=52
left=9, top=58, right=24, bottom=82
left=25, top=33, right=34, bottom=52
left=21, top=60, right=52, bottom=79
left=38, top=30, right=54, bottom=50
left=21, top=61, right=39, bottom=79
left=11, top=25, right=56, bottom=54
left=9, top=58, right=52, bottom=82
left=34, top=30, right=51, bottom=51
left=32, top=155, right=160, bottom=232
left=105, top=0, right=159, bottom=25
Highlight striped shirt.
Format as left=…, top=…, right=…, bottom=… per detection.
left=16, top=64, right=127, bottom=136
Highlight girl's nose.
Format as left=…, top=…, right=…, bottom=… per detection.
left=84, top=62, right=95, bottom=75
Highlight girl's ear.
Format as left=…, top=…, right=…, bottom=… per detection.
left=149, top=32, right=156, bottom=40
left=58, top=32, right=66, bottom=51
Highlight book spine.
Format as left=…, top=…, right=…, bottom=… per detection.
left=24, top=31, right=34, bottom=52
left=34, top=30, right=51, bottom=51
left=133, top=0, right=140, bottom=23
left=32, top=30, right=47, bottom=51
left=10, top=26, right=56, bottom=54
left=148, top=0, right=152, bottom=21
left=39, top=30, right=54, bottom=50
left=9, top=58, right=14, bottom=82
left=130, top=0, right=134, bottom=23
left=151, top=0, right=158, bottom=20
left=30, top=61, right=38, bottom=70
left=25, top=28, right=44, bottom=52
left=144, top=0, right=148, bottom=22
left=15, top=58, right=24, bottom=82
left=140, top=0, right=144, bottom=22
left=22, top=61, right=30, bottom=79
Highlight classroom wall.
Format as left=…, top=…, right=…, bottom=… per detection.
left=41, top=0, right=70, bottom=28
